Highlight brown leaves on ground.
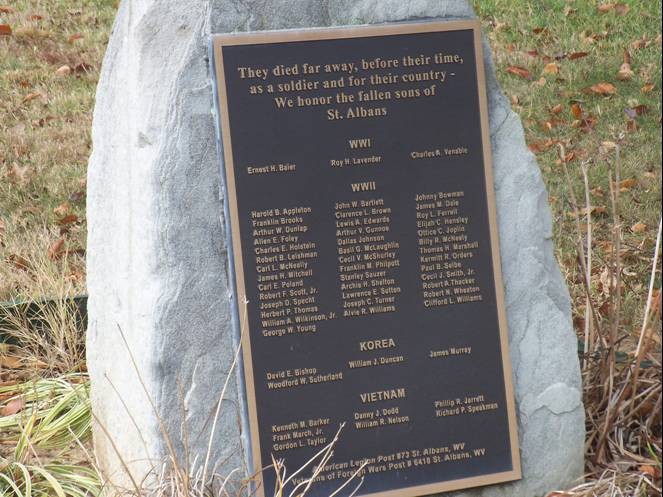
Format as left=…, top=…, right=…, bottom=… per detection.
left=630, top=222, right=647, bottom=233
left=22, top=91, right=45, bottom=104
left=617, top=50, right=635, bottom=81
left=7, top=254, right=30, bottom=271
left=58, top=214, right=78, bottom=226
left=638, top=464, right=661, bottom=479
left=528, top=139, right=556, bottom=154
left=543, top=62, right=559, bottom=75
left=506, top=65, right=532, bottom=79
left=641, top=83, right=655, bottom=93
left=0, top=355, right=22, bottom=370
left=598, top=3, right=631, bottom=15
left=47, top=237, right=66, bottom=260
left=584, top=82, right=618, bottom=95
left=53, top=202, right=71, bottom=217
left=0, top=397, right=25, bottom=417
left=624, top=105, right=649, bottom=119
left=67, top=33, right=83, bottom=44
left=0, top=24, right=11, bottom=36
left=617, top=178, right=638, bottom=191
left=55, top=64, right=71, bottom=77
left=568, top=51, right=589, bottom=60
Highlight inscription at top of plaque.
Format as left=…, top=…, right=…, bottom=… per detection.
left=212, top=20, right=520, bottom=497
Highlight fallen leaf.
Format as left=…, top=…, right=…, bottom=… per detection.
left=580, top=116, right=598, bottom=132
left=600, top=141, right=618, bottom=152
left=0, top=6, right=14, bottom=13
left=615, top=3, right=630, bottom=15
left=580, top=30, right=597, bottom=44
left=6, top=164, right=30, bottom=184
left=0, top=397, right=25, bottom=417
left=562, top=151, right=575, bottom=163
left=598, top=3, right=629, bottom=14
left=631, top=222, right=647, bottom=233
left=492, top=20, right=508, bottom=32
left=47, top=238, right=66, bottom=260
left=638, top=465, right=657, bottom=478
left=551, top=103, right=563, bottom=114
left=543, top=62, right=559, bottom=75
left=55, top=65, right=71, bottom=77
left=22, top=91, right=44, bottom=103
left=8, top=254, right=29, bottom=271
left=532, top=27, right=547, bottom=34
left=631, top=36, right=650, bottom=50
left=70, top=247, right=86, bottom=257
left=69, top=190, right=85, bottom=202
left=0, top=24, right=11, bottom=36
left=528, top=139, right=555, bottom=153
left=28, top=13, right=45, bottom=21
left=626, top=119, right=638, bottom=133
left=53, top=202, right=70, bottom=216
left=633, top=104, right=648, bottom=115
left=0, top=355, right=22, bottom=369
left=58, top=214, right=78, bottom=226
left=591, top=185, right=605, bottom=197
left=68, top=270, right=85, bottom=284
left=617, top=64, right=633, bottom=80
left=584, top=82, right=617, bottom=95
left=624, top=105, right=648, bottom=119
left=619, top=178, right=637, bottom=189
left=67, top=33, right=83, bottom=43
left=568, top=51, right=589, bottom=60
left=572, top=206, right=607, bottom=218
left=33, top=115, right=55, bottom=128
left=641, top=83, right=655, bottom=93
left=506, top=66, right=532, bottom=79
left=526, top=49, right=539, bottom=57
left=541, top=119, right=562, bottom=132
left=73, top=61, right=93, bottom=73
left=571, top=103, right=583, bottom=119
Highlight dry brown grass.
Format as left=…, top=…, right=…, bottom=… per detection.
left=547, top=145, right=662, bottom=497
left=0, top=0, right=111, bottom=300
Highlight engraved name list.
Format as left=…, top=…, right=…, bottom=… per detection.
left=211, top=20, right=520, bottom=497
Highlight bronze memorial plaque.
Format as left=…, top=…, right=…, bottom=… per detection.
left=211, top=20, right=520, bottom=497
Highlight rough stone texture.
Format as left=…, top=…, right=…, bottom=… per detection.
left=87, top=0, right=584, bottom=495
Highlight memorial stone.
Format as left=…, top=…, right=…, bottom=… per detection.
left=86, top=1, right=584, bottom=496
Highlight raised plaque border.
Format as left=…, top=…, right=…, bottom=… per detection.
left=211, top=19, right=521, bottom=497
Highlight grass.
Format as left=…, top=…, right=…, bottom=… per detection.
left=1, top=0, right=661, bottom=496
left=476, top=0, right=661, bottom=332
left=476, top=1, right=662, bottom=495
left=0, top=373, right=100, bottom=497
left=0, top=0, right=117, bottom=300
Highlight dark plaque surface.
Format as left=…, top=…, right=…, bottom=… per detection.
left=211, top=20, right=520, bottom=497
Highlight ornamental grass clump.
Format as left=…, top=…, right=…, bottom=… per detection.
left=0, top=374, right=101, bottom=497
